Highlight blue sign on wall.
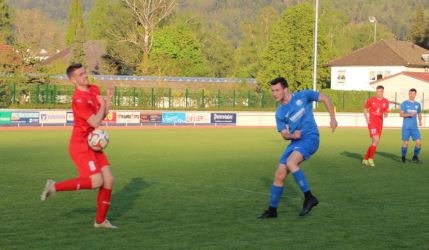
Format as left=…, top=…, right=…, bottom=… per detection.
left=162, top=112, right=186, bottom=124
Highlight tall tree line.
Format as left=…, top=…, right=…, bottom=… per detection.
left=2, top=0, right=429, bottom=89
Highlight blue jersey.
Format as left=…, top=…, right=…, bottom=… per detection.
left=400, top=100, right=421, bottom=129
left=275, top=90, right=320, bottom=138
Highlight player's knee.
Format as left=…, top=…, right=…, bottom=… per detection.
left=274, top=166, right=287, bottom=182
left=274, top=171, right=285, bottom=182
left=286, top=161, right=298, bottom=173
left=403, top=141, right=409, bottom=147
left=91, top=175, right=104, bottom=189
left=103, top=175, right=114, bottom=188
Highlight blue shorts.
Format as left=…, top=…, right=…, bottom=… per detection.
left=279, top=136, right=320, bottom=164
left=402, top=128, right=421, bottom=141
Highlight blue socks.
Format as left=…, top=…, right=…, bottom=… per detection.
left=414, top=146, right=421, bottom=157
left=268, top=169, right=311, bottom=209
left=401, top=146, right=407, bottom=157
left=269, top=185, right=284, bottom=208
left=293, top=169, right=310, bottom=193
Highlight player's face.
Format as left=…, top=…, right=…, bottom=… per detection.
left=409, top=91, right=416, bottom=101
left=71, top=67, right=90, bottom=87
left=375, top=88, right=384, bottom=99
left=271, top=83, right=286, bottom=102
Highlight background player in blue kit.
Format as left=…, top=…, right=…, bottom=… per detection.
left=258, top=77, right=338, bottom=219
left=400, top=88, right=423, bottom=164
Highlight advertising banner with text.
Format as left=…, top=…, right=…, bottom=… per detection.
left=39, top=111, right=67, bottom=124
left=162, top=112, right=186, bottom=124
left=116, top=111, right=140, bottom=124
left=11, top=112, right=39, bottom=125
left=210, top=113, right=237, bottom=124
left=186, top=112, right=211, bottom=124
left=141, top=112, right=162, bottom=123
left=0, top=111, right=11, bottom=125
left=103, top=111, right=117, bottom=123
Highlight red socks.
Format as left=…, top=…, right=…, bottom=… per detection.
left=365, top=145, right=377, bottom=160
left=54, top=177, right=112, bottom=223
left=96, top=187, right=112, bottom=223
left=54, top=177, right=92, bottom=191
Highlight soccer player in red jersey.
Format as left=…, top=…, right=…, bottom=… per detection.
left=41, top=63, right=117, bottom=229
left=362, top=85, right=390, bottom=167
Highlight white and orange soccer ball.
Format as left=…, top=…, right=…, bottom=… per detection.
left=88, top=129, right=109, bottom=151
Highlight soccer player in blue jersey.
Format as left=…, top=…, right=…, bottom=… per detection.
left=258, top=77, right=338, bottom=219
left=400, top=88, right=423, bottom=164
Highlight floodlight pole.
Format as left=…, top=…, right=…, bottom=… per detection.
left=312, top=0, right=319, bottom=109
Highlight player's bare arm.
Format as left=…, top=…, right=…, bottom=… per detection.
left=318, top=93, right=338, bottom=132
left=418, top=112, right=422, bottom=126
left=384, top=110, right=389, bottom=118
left=363, top=108, right=370, bottom=124
left=400, top=110, right=414, bottom=118
left=280, top=129, right=301, bottom=140
left=87, top=97, right=106, bottom=128
left=103, top=87, right=114, bottom=118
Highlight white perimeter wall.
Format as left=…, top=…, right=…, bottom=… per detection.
left=236, top=112, right=429, bottom=128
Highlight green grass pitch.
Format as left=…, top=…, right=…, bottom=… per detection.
left=0, top=127, right=428, bottom=249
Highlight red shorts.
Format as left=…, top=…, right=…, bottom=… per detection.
left=368, top=123, right=383, bottom=138
left=69, top=142, right=110, bottom=178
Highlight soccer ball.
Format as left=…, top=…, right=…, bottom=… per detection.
left=88, top=129, right=109, bottom=151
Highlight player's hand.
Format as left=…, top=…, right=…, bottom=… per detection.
left=97, top=95, right=105, bottom=106
left=419, top=120, right=422, bottom=126
left=330, top=118, right=338, bottom=132
left=291, top=130, right=301, bottom=140
left=106, top=86, right=114, bottom=99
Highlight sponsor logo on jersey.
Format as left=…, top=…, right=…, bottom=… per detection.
left=289, top=108, right=305, bottom=123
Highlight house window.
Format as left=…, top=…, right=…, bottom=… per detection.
left=369, top=70, right=391, bottom=82
left=337, top=70, right=346, bottom=84
left=369, top=71, right=376, bottom=81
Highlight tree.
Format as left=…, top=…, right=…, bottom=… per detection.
left=172, top=14, right=235, bottom=77
left=257, top=3, right=330, bottom=90
left=234, top=6, right=280, bottom=78
left=65, top=0, right=84, bottom=46
left=13, top=9, right=65, bottom=53
left=66, top=0, right=86, bottom=65
left=0, top=0, right=13, bottom=44
left=110, top=0, right=178, bottom=74
left=408, top=5, right=429, bottom=49
left=148, top=23, right=209, bottom=77
left=87, top=0, right=111, bottom=40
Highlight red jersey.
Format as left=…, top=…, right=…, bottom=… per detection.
left=70, top=85, right=101, bottom=144
left=364, top=96, right=389, bottom=125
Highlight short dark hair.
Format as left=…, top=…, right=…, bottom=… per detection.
left=66, top=63, right=83, bottom=79
left=409, top=88, right=417, bottom=93
left=376, top=85, right=384, bottom=90
left=270, top=77, right=288, bottom=88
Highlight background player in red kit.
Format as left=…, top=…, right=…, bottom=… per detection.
left=41, top=63, right=117, bottom=229
left=362, top=85, right=390, bottom=167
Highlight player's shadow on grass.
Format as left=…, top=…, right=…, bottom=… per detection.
left=65, top=177, right=151, bottom=219
left=375, top=151, right=401, bottom=162
left=339, top=151, right=362, bottom=161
